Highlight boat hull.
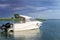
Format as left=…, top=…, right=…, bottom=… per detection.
left=9, top=21, right=42, bottom=31
left=14, top=21, right=42, bottom=31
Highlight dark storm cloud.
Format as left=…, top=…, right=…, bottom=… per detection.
left=0, top=0, right=55, bottom=8
left=0, top=0, right=60, bottom=19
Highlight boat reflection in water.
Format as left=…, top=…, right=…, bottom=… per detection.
left=0, top=29, right=42, bottom=40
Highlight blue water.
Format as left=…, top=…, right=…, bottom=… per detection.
left=0, top=21, right=13, bottom=25
left=0, top=20, right=60, bottom=40
left=41, top=20, right=60, bottom=40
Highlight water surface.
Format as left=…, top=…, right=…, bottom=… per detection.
left=0, top=20, right=60, bottom=40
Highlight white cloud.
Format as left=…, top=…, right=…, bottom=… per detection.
left=13, top=5, right=48, bottom=11
left=34, top=7, right=47, bottom=10
left=13, top=7, right=26, bottom=10
left=0, top=4, right=10, bottom=8
left=1, top=0, right=7, bottom=1
left=26, top=5, right=48, bottom=10
left=25, top=9, right=60, bottom=19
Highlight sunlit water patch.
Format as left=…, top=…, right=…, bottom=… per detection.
left=0, top=29, right=42, bottom=40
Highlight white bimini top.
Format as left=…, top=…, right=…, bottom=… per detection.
left=19, top=15, right=32, bottom=19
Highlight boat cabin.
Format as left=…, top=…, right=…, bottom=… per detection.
left=15, top=15, right=33, bottom=23
left=19, top=15, right=32, bottom=23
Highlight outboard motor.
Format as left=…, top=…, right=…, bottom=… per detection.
left=4, top=22, right=13, bottom=32
left=5, top=23, right=11, bottom=28
left=0, top=22, right=13, bottom=32
left=1, top=24, right=5, bottom=30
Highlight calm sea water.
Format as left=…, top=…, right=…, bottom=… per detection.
left=0, top=20, right=60, bottom=40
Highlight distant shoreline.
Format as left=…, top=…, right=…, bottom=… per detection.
left=0, top=18, right=46, bottom=21
left=0, top=18, right=20, bottom=21
left=0, top=18, right=60, bottom=20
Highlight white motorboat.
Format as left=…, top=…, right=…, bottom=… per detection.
left=8, top=14, right=42, bottom=31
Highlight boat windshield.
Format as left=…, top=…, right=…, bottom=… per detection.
left=29, top=18, right=35, bottom=21
left=13, top=18, right=35, bottom=23
left=25, top=18, right=35, bottom=22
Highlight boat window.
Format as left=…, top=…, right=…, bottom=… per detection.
left=30, top=18, right=35, bottom=21
left=14, top=21, right=20, bottom=23
left=26, top=18, right=35, bottom=22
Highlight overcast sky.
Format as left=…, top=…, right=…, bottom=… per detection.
left=0, top=0, right=60, bottom=19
